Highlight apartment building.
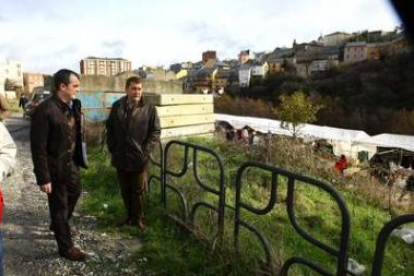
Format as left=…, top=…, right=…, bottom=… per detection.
left=80, top=57, right=132, bottom=76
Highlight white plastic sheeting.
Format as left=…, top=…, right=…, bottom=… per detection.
left=371, top=134, right=414, bottom=152
left=215, top=113, right=414, bottom=159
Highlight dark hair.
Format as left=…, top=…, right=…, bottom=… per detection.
left=125, top=76, right=142, bottom=88
left=53, top=69, right=80, bottom=92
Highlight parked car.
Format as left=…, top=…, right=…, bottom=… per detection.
left=24, top=90, right=51, bottom=118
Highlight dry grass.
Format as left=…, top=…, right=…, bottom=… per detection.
left=249, top=135, right=413, bottom=216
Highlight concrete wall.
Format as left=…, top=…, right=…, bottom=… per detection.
left=78, top=92, right=215, bottom=141
left=80, top=73, right=183, bottom=94
left=79, top=74, right=188, bottom=142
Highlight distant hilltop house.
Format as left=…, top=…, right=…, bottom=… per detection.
left=238, top=60, right=269, bottom=88
left=184, top=51, right=234, bottom=94
left=344, top=34, right=413, bottom=63
left=262, top=41, right=341, bottom=78
left=318, top=32, right=354, bottom=46
left=295, top=45, right=340, bottom=78
left=265, top=47, right=296, bottom=74
left=80, top=57, right=132, bottom=76
left=135, top=65, right=188, bottom=82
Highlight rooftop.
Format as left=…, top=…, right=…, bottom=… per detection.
left=84, top=57, right=130, bottom=61
left=325, top=32, right=351, bottom=37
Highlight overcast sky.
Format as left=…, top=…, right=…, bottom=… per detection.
left=0, top=0, right=400, bottom=74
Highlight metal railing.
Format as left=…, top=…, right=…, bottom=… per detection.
left=371, top=214, right=414, bottom=276
left=234, top=161, right=351, bottom=276
left=148, top=140, right=164, bottom=202
left=162, top=140, right=226, bottom=240
left=146, top=140, right=412, bottom=276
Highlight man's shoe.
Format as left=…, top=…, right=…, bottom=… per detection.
left=59, top=247, right=86, bottom=261
left=115, top=216, right=131, bottom=227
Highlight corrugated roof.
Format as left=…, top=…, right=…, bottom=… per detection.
left=85, top=57, right=129, bottom=61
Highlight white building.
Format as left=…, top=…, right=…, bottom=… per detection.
left=0, top=60, right=24, bottom=91
left=238, top=67, right=251, bottom=88
left=238, top=61, right=268, bottom=88
left=320, top=32, right=353, bottom=46
left=251, top=62, right=269, bottom=77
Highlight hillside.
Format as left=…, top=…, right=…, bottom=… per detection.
left=216, top=52, right=414, bottom=135
left=313, top=52, right=414, bottom=134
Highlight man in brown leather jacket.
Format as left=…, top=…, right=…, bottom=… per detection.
left=106, top=76, right=160, bottom=230
left=31, top=69, right=87, bottom=261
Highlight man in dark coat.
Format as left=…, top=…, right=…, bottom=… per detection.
left=106, top=76, right=161, bottom=230
left=30, top=69, right=87, bottom=261
left=18, top=94, right=28, bottom=112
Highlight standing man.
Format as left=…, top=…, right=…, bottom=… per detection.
left=106, top=76, right=160, bottom=230
left=0, top=122, right=17, bottom=275
left=31, top=69, right=87, bottom=261
left=18, top=94, right=28, bottom=113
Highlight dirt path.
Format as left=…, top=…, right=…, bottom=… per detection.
left=2, top=115, right=142, bottom=276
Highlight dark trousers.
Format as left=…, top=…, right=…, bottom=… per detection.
left=116, top=169, right=147, bottom=221
left=48, top=162, right=81, bottom=252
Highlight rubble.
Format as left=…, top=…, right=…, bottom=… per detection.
left=391, top=228, right=414, bottom=244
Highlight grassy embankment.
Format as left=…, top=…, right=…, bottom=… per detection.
left=81, top=136, right=414, bottom=276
